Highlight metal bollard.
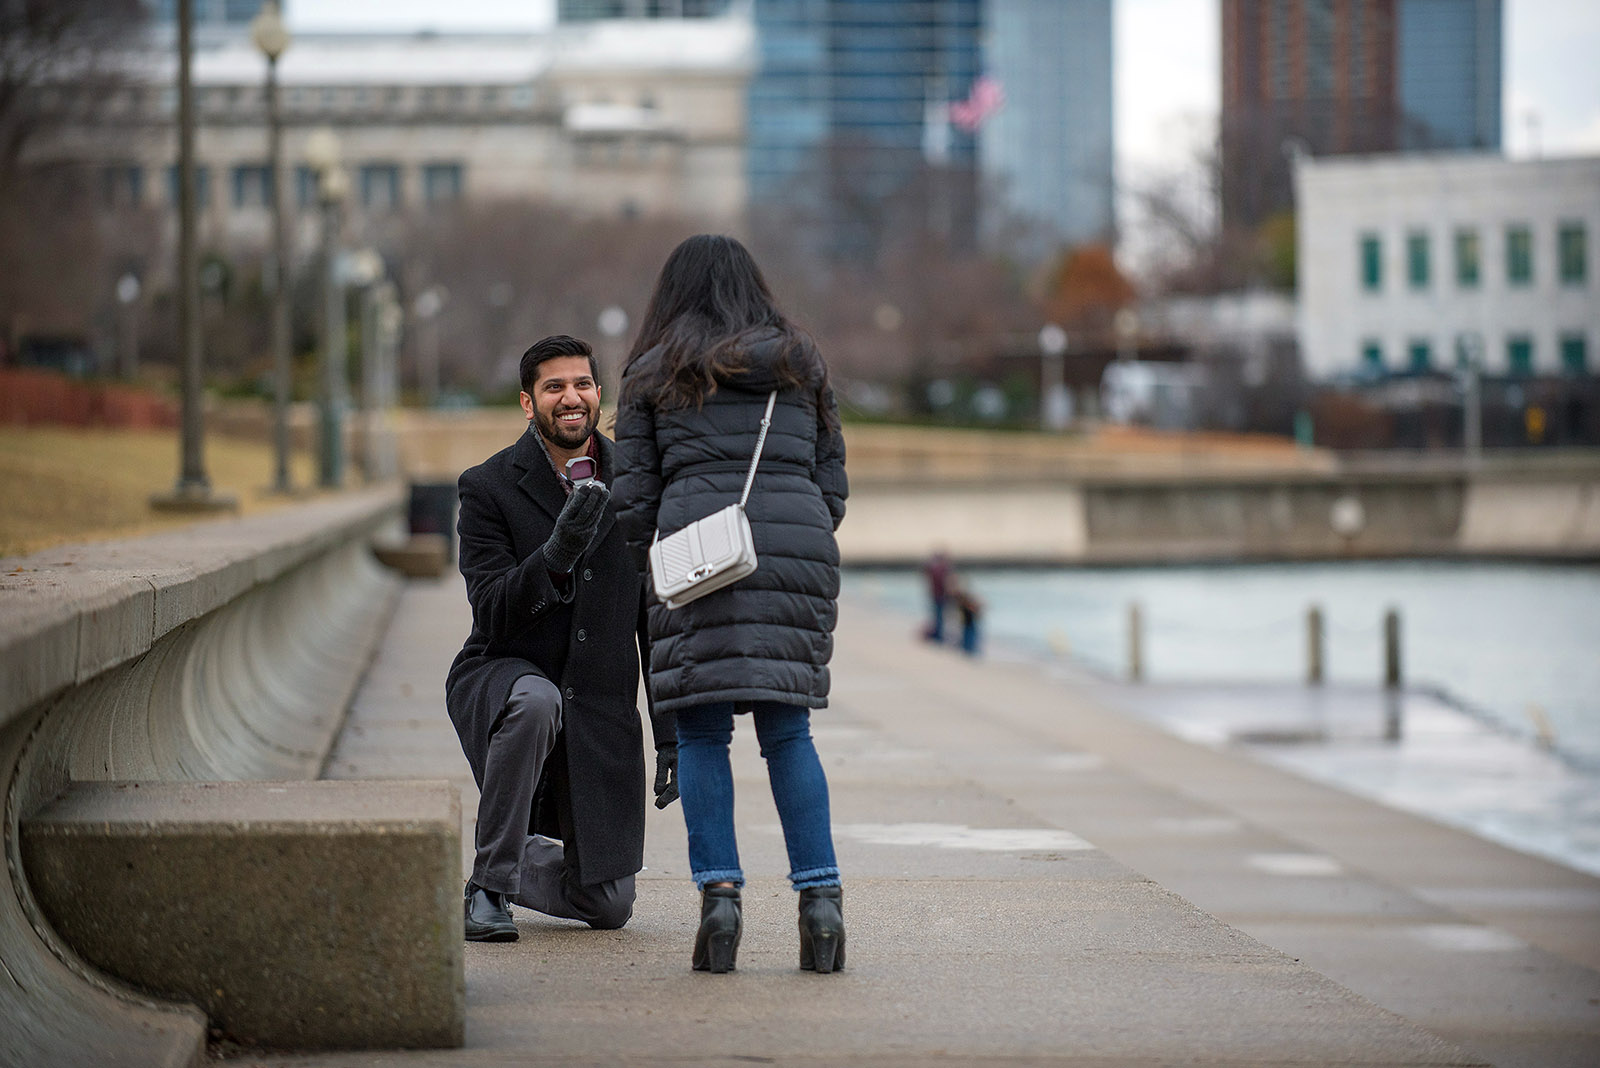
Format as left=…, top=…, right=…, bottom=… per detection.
left=1307, top=605, right=1324, bottom=686
left=1383, top=608, right=1402, bottom=689
left=1128, top=601, right=1144, bottom=683
left=1383, top=607, right=1402, bottom=741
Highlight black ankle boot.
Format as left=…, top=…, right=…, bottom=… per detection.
left=798, top=885, right=845, bottom=973
left=692, top=886, right=742, bottom=973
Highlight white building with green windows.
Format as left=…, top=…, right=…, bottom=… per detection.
left=1294, top=153, right=1596, bottom=381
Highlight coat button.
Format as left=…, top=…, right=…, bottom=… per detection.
left=577, top=629, right=587, bottom=642
left=564, top=686, right=575, bottom=701
left=583, top=568, right=593, bottom=581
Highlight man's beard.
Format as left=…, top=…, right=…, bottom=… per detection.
left=533, top=404, right=597, bottom=451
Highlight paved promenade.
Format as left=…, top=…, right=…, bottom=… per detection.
left=275, top=571, right=1600, bottom=1067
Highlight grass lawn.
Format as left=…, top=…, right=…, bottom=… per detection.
left=1, top=427, right=326, bottom=558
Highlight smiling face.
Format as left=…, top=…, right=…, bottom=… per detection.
left=521, top=355, right=600, bottom=460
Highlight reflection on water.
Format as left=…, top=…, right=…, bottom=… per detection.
left=846, top=561, right=1600, bottom=765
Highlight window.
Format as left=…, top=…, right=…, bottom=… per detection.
left=295, top=165, right=318, bottom=208
left=103, top=164, right=143, bottom=209
left=422, top=163, right=463, bottom=204
left=1454, top=228, right=1479, bottom=288
left=1506, top=225, right=1533, bottom=285
left=1407, top=231, right=1429, bottom=289
left=232, top=163, right=272, bottom=208
left=1407, top=339, right=1432, bottom=373
left=360, top=163, right=401, bottom=210
left=1360, top=233, right=1382, bottom=292
left=1560, top=334, right=1588, bottom=375
left=1361, top=340, right=1384, bottom=375
left=1559, top=222, right=1587, bottom=285
left=166, top=164, right=210, bottom=207
left=1507, top=335, right=1534, bottom=376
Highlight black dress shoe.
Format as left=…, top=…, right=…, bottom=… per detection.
left=464, top=882, right=518, bottom=942
left=691, top=885, right=741, bottom=973
left=798, top=885, right=845, bottom=973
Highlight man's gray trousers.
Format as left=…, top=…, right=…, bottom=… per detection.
left=473, top=673, right=635, bottom=930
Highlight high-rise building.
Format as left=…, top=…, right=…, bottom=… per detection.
left=747, top=0, right=983, bottom=259
left=1397, top=0, right=1501, bottom=149
left=746, top=0, right=829, bottom=207
left=1221, top=0, right=1501, bottom=229
left=558, top=0, right=732, bottom=17
left=148, top=0, right=273, bottom=26
left=980, top=0, right=1114, bottom=252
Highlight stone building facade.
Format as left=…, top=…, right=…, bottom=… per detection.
left=31, top=18, right=753, bottom=257
left=1295, top=153, right=1597, bottom=381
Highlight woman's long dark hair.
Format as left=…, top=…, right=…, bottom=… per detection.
left=622, top=234, right=835, bottom=429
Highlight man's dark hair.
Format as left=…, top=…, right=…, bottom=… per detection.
left=520, top=335, right=598, bottom=394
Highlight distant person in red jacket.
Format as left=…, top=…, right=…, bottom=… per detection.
left=923, top=549, right=952, bottom=643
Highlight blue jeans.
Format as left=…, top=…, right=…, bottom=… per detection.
left=675, top=701, right=840, bottom=892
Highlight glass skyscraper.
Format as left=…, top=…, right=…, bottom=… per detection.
left=980, top=0, right=1114, bottom=251
left=557, top=0, right=732, bottom=18
left=747, top=0, right=983, bottom=258
left=149, top=0, right=273, bottom=24
left=1397, top=0, right=1501, bottom=149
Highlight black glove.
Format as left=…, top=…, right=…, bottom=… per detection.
left=541, top=480, right=609, bottom=574
left=653, top=745, right=679, bottom=809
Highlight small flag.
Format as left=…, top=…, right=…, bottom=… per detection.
left=949, top=75, right=1005, bottom=133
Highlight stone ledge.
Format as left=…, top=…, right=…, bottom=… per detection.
left=20, top=779, right=464, bottom=1051
left=0, top=487, right=403, bottom=727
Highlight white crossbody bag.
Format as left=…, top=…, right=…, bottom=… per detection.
left=648, top=390, right=777, bottom=609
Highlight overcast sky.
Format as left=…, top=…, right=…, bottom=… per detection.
left=290, top=0, right=1600, bottom=180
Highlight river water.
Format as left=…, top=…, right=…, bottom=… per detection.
left=843, top=561, right=1600, bottom=874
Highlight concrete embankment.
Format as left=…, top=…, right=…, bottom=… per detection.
left=0, top=488, right=462, bottom=1066
left=377, top=408, right=1600, bottom=565
left=300, top=571, right=1600, bottom=1067
left=840, top=462, right=1600, bottom=565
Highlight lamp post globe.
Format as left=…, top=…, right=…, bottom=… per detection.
left=250, top=0, right=290, bottom=60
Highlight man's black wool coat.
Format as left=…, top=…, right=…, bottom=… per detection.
left=445, top=427, right=672, bottom=887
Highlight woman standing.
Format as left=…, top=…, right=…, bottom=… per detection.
left=613, top=234, right=848, bottom=974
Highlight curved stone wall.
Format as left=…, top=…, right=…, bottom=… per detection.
left=0, top=489, right=404, bottom=1067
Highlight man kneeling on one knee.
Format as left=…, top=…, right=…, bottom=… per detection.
left=446, top=334, right=678, bottom=941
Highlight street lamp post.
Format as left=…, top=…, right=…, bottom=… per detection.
left=304, top=128, right=348, bottom=488
left=346, top=250, right=386, bottom=482
left=597, top=303, right=629, bottom=395
left=1114, top=307, right=1139, bottom=363
left=1457, top=332, right=1484, bottom=467
left=115, top=272, right=141, bottom=380
left=152, top=0, right=235, bottom=514
left=1038, top=322, right=1069, bottom=431
left=252, top=0, right=293, bottom=493
left=413, top=286, right=446, bottom=407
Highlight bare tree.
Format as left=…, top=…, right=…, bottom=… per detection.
left=0, top=0, right=145, bottom=191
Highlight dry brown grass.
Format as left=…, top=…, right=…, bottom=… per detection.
left=0, top=427, right=326, bottom=558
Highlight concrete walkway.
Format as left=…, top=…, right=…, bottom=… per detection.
left=268, top=571, right=1600, bottom=1067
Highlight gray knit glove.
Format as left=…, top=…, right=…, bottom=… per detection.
left=541, top=480, right=609, bottom=574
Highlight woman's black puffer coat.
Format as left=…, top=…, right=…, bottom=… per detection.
left=612, top=332, right=847, bottom=714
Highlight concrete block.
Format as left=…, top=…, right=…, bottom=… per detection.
left=371, top=535, right=450, bottom=579
left=21, top=779, right=464, bottom=1051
